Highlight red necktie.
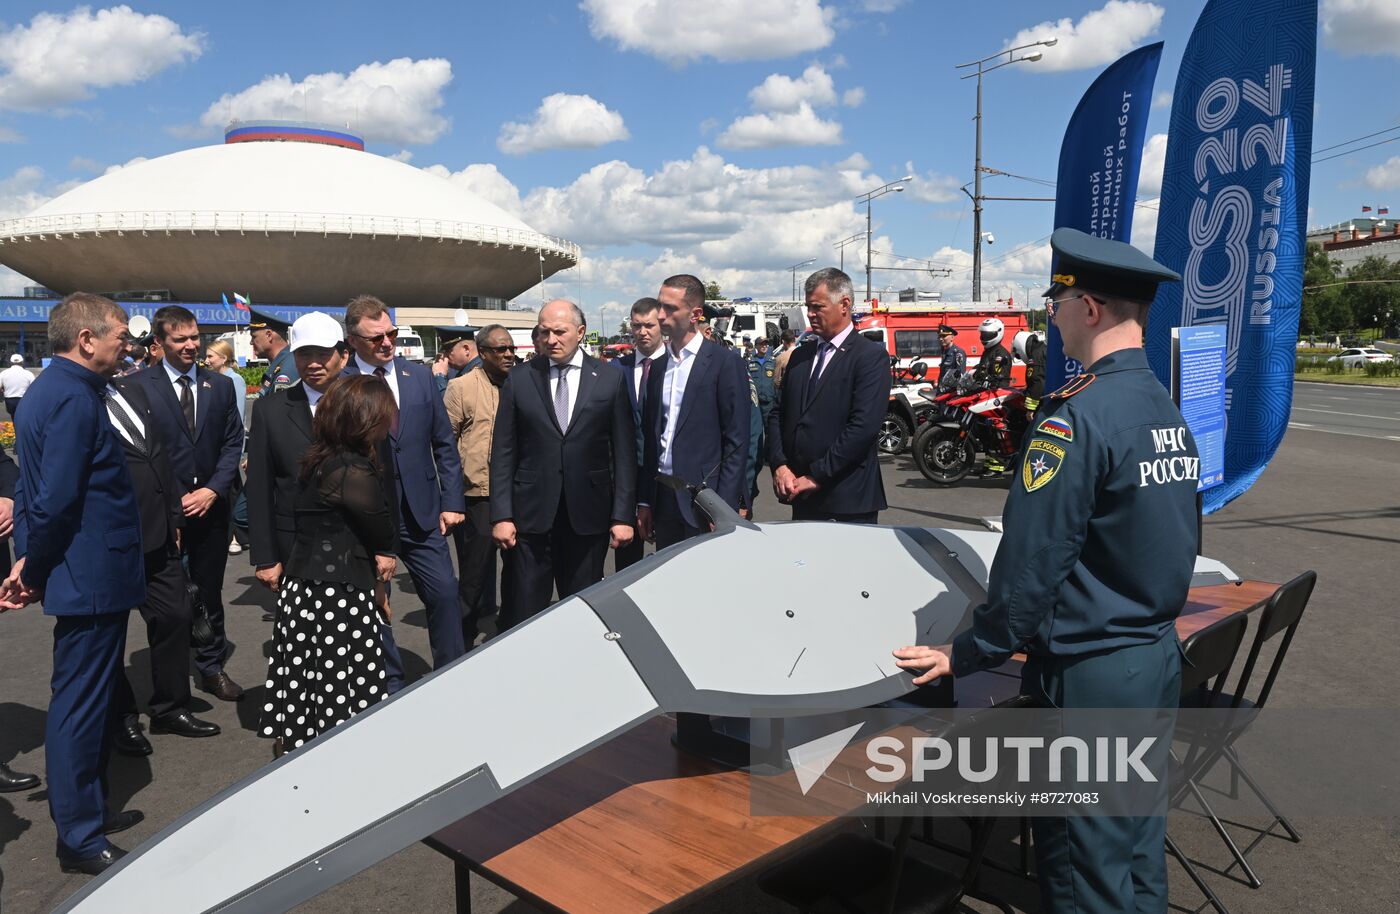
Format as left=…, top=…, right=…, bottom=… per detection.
left=639, top=357, right=652, bottom=408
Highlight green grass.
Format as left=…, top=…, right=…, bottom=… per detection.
left=1295, top=368, right=1400, bottom=387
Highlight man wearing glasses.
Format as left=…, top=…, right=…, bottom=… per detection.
left=443, top=325, right=516, bottom=645
left=344, top=296, right=466, bottom=690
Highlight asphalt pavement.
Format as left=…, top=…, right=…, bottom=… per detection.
left=2, top=421, right=1398, bottom=914
left=1290, top=381, right=1400, bottom=441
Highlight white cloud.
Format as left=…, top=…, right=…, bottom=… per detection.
left=0, top=165, right=52, bottom=221
left=103, top=156, right=148, bottom=176
left=1003, top=1, right=1164, bottom=73
left=388, top=149, right=413, bottom=162
left=904, top=163, right=962, bottom=204
left=1132, top=199, right=1160, bottom=255
left=750, top=64, right=837, bottom=112
left=497, top=93, right=629, bottom=155
left=196, top=58, right=452, bottom=145
left=0, top=5, right=203, bottom=111
left=1322, top=0, right=1400, bottom=57
left=1152, top=91, right=1172, bottom=110
left=422, top=162, right=524, bottom=216
left=861, top=0, right=907, bottom=11
left=0, top=126, right=22, bottom=143
left=717, top=103, right=843, bottom=149
left=842, top=87, right=866, bottom=108
left=1364, top=156, right=1400, bottom=190
left=582, top=0, right=835, bottom=63
left=1138, top=133, right=1168, bottom=197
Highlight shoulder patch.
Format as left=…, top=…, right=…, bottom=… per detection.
left=1022, top=439, right=1066, bottom=492
left=1048, top=373, right=1096, bottom=399
left=1036, top=416, right=1073, bottom=443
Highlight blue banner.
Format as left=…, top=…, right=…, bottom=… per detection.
left=1146, top=0, right=1317, bottom=514
left=0, top=298, right=391, bottom=327
left=1046, top=42, right=1163, bottom=391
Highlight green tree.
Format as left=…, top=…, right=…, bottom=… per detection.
left=704, top=280, right=726, bottom=301
left=1302, top=243, right=1345, bottom=336
left=1339, top=255, right=1400, bottom=334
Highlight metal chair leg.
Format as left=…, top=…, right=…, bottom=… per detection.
left=1185, top=777, right=1262, bottom=888
left=1166, top=834, right=1230, bottom=914
left=1223, top=746, right=1301, bottom=843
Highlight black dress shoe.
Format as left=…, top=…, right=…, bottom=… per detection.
left=102, top=809, right=144, bottom=835
left=113, top=716, right=153, bottom=757
left=199, top=671, right=245, bottom=702
left=151, top=710, right=221, bottom=738
left=0, top=762, right=40, bottom=792
left=59, top=845, right=126, bottom=875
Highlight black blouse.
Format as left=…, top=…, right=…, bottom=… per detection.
left=285, top=453, right=399, bottom=591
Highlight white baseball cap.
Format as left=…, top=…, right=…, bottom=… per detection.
left=289, top=312, right=345, bottom=351
left=9, top=354, right=22, bottom=364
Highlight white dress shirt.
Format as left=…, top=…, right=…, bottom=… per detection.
left=162, top=358, right=198, bottom=416
left=548, top=347, right=585, bottom=426
left=354, top=353, right=400, bottom=406
left=103, top=385, right=146, bottom=446
left=811, top=322, right=854, bottom=384
left=0, top=365, right=33, bottom=398
left=632, top=347, right=665, bottom=400
left=305, top=382, right=324, bottom=417
left=658, top=332, right=705, bottom=477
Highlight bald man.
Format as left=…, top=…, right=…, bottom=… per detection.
left=489, top=300, right=635, bottom=630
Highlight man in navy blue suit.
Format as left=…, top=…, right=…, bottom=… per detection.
left=343, top=295, right=466, bottom=687
left=767, top=267, right=890, bottom=523
left=131, top=306, right=247, bottom=700
left=637, top=275, right=750, bottom=549
left=611, top=298, right=664, bottom=570
left=2, top=293, right=147, bottom=874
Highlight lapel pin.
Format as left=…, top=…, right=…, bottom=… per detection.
left=201, top=380, right=212, bottom=389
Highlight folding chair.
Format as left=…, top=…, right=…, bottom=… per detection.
left=757, top=698, right=1031, bottom=914
left=1168, top=611, right=1250, bottom=914
left=1178, top=571, right=1316, bottom=889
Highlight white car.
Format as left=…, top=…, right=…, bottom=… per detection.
left=1327, top=347, right=1394, bottom=369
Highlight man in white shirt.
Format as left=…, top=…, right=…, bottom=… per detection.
left=1, top=354, right=33, bottom=420
left=636, top=275, right=749, bottom=549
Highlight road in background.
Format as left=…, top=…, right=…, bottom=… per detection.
left=1290, top=381, right=1400, bottom=441
left=2, top=423, right=1397, bottom=914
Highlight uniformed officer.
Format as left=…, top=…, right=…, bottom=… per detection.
left=972, top=317, right=1014, bottom=476
left=894, top=227, right=1199, bottom=914
left=935, top=323, right=966, bottom=393
left=248, top=308, right=299, bottom=398
left=433, top=325, right=478, bottom=394
left=747, top=337, right=778, bottom=425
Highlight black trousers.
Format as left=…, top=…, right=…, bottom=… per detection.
left=4, top=397, right=19, bottom=421
left=500, top=498, right=608, bottom=633
left=118, top=545, right=194, bottom=719
left=791, top=504, right=879, bottom=524
left=654, top=493, right=705, bottom=549
left=613, top=520, right=645, bottom=570
left=184, top=500, right=232, bottom=676
left=453, top=495, right=498, bottom=644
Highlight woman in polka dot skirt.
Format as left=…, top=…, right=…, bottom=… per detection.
left=260, top=375, right=400, bottom=757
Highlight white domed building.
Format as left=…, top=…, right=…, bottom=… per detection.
left=0, top=122, right=578, bottom=356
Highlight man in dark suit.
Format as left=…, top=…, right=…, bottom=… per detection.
left=637, top=276, right=750, bottom=548
left=611, top=298, right=664, bottom=570
left=343, top=296, right=465, bottom=684
left=490, top=299, right=635, bottom=630
left=767, top=267, right=890, bottom=523
left=131, top=306, right=246, bottom=700
left=108, top=371, right=220, bottom=749
left=2, top=293, right=146, bottom=874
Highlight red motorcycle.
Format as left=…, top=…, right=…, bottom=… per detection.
left=912, top=376, right=1030, bottom=484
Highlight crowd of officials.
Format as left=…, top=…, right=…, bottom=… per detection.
left=0, top=266, right=893, bottom=876
left=0, top=230, right=1205, bottom=914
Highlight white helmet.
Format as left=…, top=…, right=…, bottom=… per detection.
left=978, top=317, right=1005, bottom=348
left=1012, top=330, right=1033, bottom=362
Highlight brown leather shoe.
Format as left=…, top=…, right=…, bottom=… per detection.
left=199, top=671, right=244, bottom=702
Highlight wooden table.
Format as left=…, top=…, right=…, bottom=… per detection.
left=426, top=580, right=1279, bottom=914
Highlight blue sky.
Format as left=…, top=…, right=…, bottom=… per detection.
left=0, top=0, right=1396, bottom=330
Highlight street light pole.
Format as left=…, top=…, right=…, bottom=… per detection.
left=855, top=177, right=912, bottom=303
left=956, top=37, right=1056, bottom=302
left=832, top=231, right=867, bottom=271
left=788, top=258, right=816, bottom=301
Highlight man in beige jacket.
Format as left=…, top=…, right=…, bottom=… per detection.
left=443, top=324, right=516, bottom=645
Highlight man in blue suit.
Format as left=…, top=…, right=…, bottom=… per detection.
left=344, top=296, right=466, bottom=687
left=131, top=306, right=247, bottom=700
left=2, top=293, right=147, bottom=874
left=610, top=298, right=664, bottom=570
left=767, top=267, right=890, bottom=523
left=637, top=276, right=750, bottom=549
